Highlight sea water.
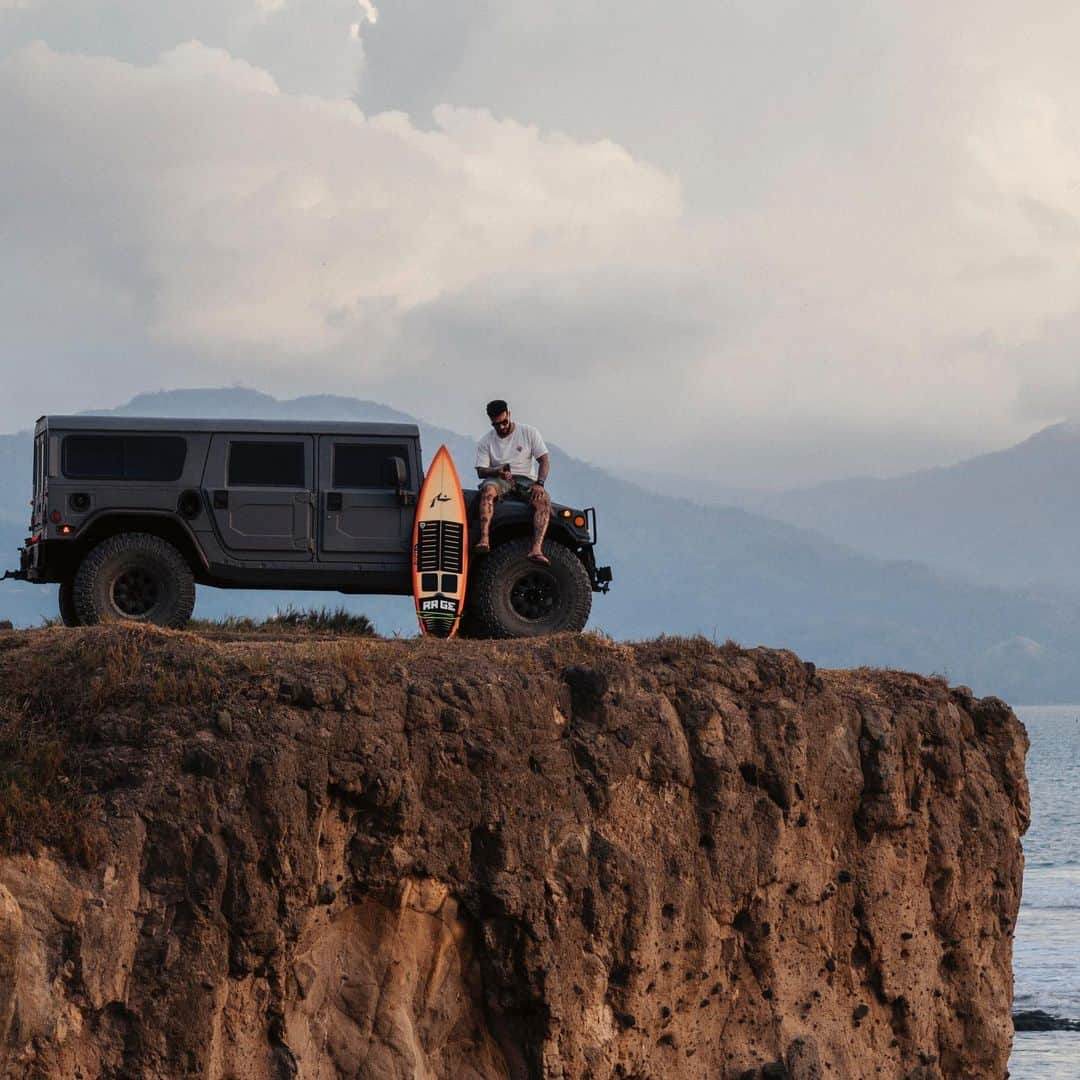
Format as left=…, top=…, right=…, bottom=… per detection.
left=1008, top=705, right=1080, bottom=1079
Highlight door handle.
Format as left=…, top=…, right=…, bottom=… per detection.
left=327, top=492, right=343, bottom=511
left=213, top=490, right=229, bottom=509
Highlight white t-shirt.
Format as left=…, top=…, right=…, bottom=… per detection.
left=475, top=423, right=549, bottom=479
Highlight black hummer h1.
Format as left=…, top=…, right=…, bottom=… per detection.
left=5, top=416, right=612, bottom=637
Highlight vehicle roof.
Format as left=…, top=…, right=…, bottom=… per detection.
left=36, top=415, right=421, bottom=438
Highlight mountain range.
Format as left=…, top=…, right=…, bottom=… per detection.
left=1, top=388, right=1078, bottom=703
left=634, top=422, right=1080, bottom=592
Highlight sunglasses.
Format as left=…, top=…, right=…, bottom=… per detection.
left=491, top=416, right=511, bottom=429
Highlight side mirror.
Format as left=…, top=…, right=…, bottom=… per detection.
left=388, top=456, right=408, bottom=488
left=388, top=456, right=415, bottom=505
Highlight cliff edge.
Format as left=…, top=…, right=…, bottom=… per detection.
left=0, top=626, right=1029, bottom=1078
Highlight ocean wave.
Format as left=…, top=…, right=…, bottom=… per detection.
left=1013, top=993, right=1080, bottom=1013
left=1012, top=987, right=1080, bottom=1015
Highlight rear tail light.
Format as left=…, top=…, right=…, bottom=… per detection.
left=49, top=510, right=62, bottom=523
left=60, top=525, right=73, bottom=535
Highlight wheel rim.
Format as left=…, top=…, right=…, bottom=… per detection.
left=111, top=567, right=161, bottom=617
left=510, top=569, right=558, bottom=621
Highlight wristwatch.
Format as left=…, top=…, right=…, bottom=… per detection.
left=534, top=479, right=544, bottom=486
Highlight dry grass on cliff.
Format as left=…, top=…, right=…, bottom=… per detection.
left=0, top=625, right=245, bottom=858
left=0, top=624, right=530, bottom=854
left=0, top=697, right=96, bottom=860
left=0, top=622, right=759, bottom=860
left=820, top=663, right=953, bottom=711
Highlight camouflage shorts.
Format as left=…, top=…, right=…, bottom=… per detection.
left=481, top=475, right=539, bottom=500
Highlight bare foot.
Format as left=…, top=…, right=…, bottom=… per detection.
left=474, top=541, right=490, bottom=555
left=527, top=551, right=550, bottom=565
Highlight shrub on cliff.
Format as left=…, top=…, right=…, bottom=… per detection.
left=189, top=606, right=377, bottom=636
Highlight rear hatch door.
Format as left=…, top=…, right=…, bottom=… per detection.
left=31, top=425, right=46, bottom=536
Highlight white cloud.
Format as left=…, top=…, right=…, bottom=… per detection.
left=0, top=0, right=370, bottom=98
left=0, top=41, right=685, bottom=431
left=6, top=4, right=1080, bottom=482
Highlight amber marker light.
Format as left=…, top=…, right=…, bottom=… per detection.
left=50, top=510, right=62, bottom=523
left=574, top=515, right=586, bottom=527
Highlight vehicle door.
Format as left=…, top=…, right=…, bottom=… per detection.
left=317, top=436, right=413, bottom=560
left=202, top=434, right=315, bottom=558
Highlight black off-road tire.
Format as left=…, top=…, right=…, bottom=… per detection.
left=58, top=580, right=80, bottom=627
left=467, top=538, right=592, bottom=639
left=73, top=533, right=196, bottom=629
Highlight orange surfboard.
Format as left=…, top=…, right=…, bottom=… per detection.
left=412, top=445, right=468, bottom=638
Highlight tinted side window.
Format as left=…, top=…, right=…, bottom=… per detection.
left=228, top=441, right=306, bottom=487
left=64, top=435, right=122, bottom=478
left=124, top=437, right=187, bottom=481
left=333, top=443, right=411, bottom=488
left=63, top=435, right=186, bottom=481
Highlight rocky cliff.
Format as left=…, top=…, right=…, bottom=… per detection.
left=0, top=625, right=1028, bottom=1078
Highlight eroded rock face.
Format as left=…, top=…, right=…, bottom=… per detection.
left=0, top=627, right=1029, bottom=1078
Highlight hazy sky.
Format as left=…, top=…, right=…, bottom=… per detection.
left=2, top=1, right=1079, bottom=485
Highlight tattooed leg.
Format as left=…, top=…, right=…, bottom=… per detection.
left=477, top=485, right=497, bottom=549
left=528, top=488, right=550, bottom=558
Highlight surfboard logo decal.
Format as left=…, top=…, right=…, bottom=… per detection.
left=419, top=596, right=459, bottom=614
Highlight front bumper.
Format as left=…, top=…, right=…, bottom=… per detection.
left=578, top=545, right=613, bottom=593
left=581, top=508, right=612, bottom=592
